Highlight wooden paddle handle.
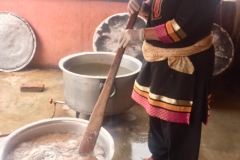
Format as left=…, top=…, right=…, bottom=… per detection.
left=79, top=0, right=144, bottom=156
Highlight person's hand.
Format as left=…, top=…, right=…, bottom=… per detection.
left=118, top=28, right=145, bottom=48
left=127, top=0, right=141, bottom=14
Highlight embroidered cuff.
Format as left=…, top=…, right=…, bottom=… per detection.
left=154, top=24, right=174, bottom=44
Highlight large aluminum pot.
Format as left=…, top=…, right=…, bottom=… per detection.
left=59, top=52, right=142, bottom=115
left=0, top=118, right=114, bottom=159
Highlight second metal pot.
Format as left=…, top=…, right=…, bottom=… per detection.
left=59, top=52, right=142, bottom=115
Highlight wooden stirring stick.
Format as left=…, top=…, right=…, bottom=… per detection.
left=79, top=0, right=144, bottom=156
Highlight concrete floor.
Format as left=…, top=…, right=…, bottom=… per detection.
left=0, top=67, right=240, bottom=160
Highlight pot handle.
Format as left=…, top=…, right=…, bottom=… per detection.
left=99, top=83, right=116, bottom=98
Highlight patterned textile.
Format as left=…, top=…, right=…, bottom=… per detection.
left=165, top=21, right=181, bottom=42
left=154, top=24, right=173, bottom=44
left=133, top=80, right=211, bottom=124
left=151, top=0, right=163, bottom=20
left=132, top=44, right=214, bottom=124
left=154, top=20, right=187, bottom=43
left=132, top=82, right=191, bottom=124
left=170, top=19, right=187, bottom=39
left=133, top=0, right=218, bottom=125
left=142, top=33, right=213, bottom=74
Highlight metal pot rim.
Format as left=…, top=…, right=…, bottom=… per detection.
left=58, top=52, right=142, bottom=79
left=0, top=118, right=115, bottom=159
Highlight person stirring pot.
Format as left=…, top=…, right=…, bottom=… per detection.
left=118, top=0, right=220, bottom=159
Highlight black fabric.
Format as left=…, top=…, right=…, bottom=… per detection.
left=146, top=46, right=215, bottom=160
left=136, top=46, right=215, bottom=123
left=136, top=59, right=195, bottom=101
left=138, top=0, right=218, bottom=158
left=148, top=71, right=207, bottom=160
left=146, top=0, right=221, bottom=48
left=148, top=116, right=202, bottom=160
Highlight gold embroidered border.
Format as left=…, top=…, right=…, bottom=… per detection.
left=135, top=81, right=193, bottom=106
left=134, top=85, right=192, bottom=112
left=166, top=21, right=181, bottom=42
left=151, top=0, right=163, bottom=20
left=171, top=19, right=187, bottom=39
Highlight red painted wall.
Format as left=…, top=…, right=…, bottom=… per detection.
left=0, top=0, right=127, bottom=67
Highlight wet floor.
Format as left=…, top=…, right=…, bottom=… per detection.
left=0, top=67, right=240, bottom=160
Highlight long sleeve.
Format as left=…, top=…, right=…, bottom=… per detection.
left=152, top=0, right=220, bottom=44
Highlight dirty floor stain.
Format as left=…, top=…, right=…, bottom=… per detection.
left=0, top=67, right=240, bottom=160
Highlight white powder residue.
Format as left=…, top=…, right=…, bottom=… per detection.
left=5, top=133, right=105, bottom=160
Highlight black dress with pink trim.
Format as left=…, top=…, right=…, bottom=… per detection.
left=131, top=0, right=220, bottom=125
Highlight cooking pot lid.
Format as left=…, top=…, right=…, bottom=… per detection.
left=212, top=23, right=234, bottom=76
left=93, top=13, right=147, bottom=61
left=0, top=12, right=36, bottom=72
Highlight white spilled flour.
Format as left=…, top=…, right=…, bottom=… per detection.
left=5, top=133, right=105, bottom=160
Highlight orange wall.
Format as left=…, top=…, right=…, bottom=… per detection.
left=0, top=0, right=127, bottom=68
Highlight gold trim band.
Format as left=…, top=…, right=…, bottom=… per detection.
left=135, top=81, right=193, bottom=106
left=171, top=19, right=187, bottom=39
